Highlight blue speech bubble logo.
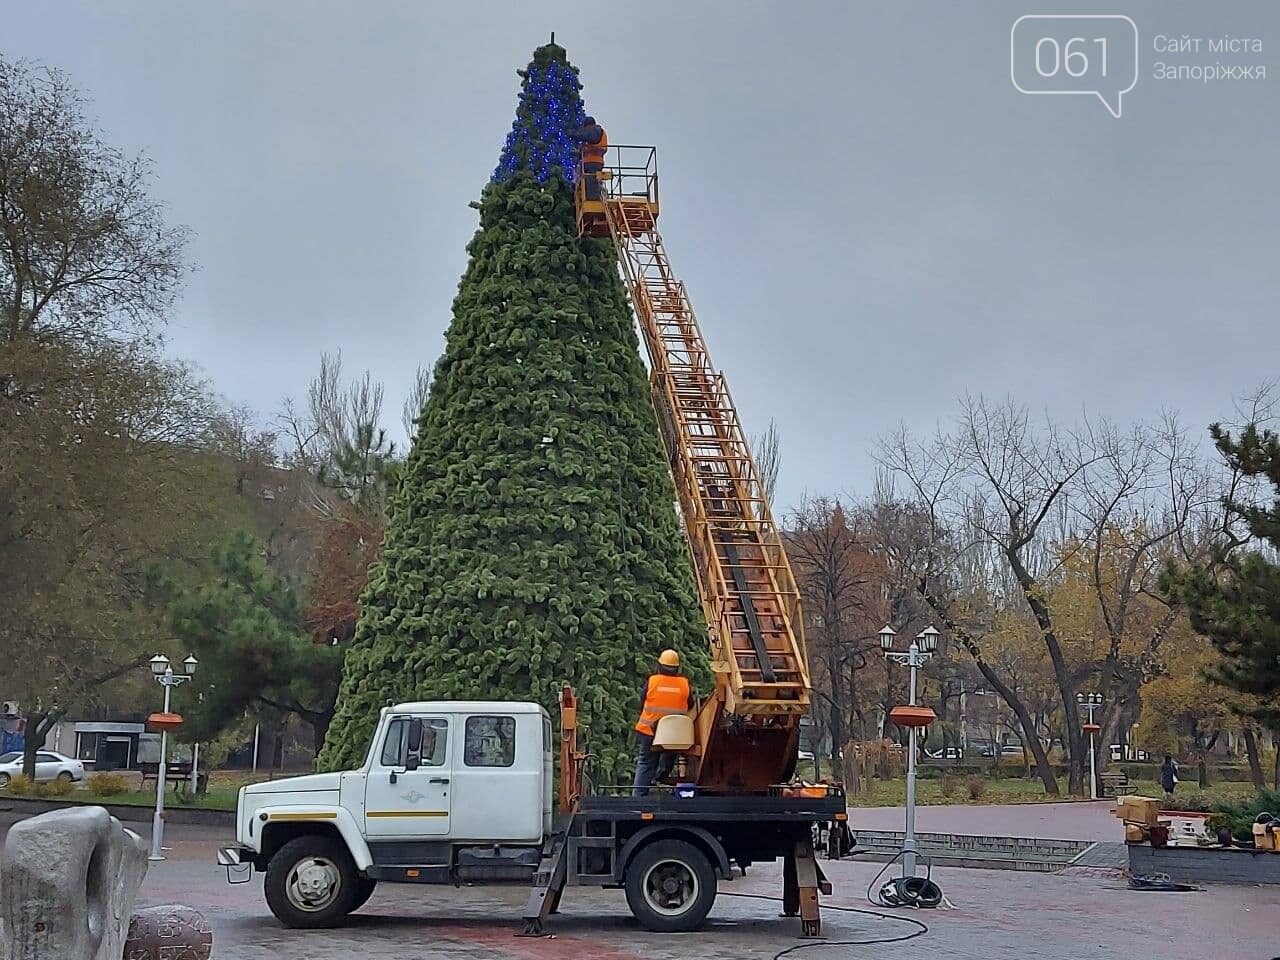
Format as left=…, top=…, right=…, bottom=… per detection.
left=1011, top=15, right=1139, bottom=118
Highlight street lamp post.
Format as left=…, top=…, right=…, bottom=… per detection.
left=1076, top=692, right=1104, bottom=801
left=147, top=653, right=198, bottom=861
left=880, top=625, right=939, bottom=877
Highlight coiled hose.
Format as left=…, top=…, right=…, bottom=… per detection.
left=863, top=849, right=946, bottom=909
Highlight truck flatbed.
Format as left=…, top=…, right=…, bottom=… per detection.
left=577, top=788, right=845, bottom=823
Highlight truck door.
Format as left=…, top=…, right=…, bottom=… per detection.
left=364, top=714, right=452, bottom=838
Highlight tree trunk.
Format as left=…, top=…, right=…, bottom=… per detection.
left=922, top=592, right=1059, bottom=794
left=20, top=718, right=44, bottom=780
left=312, top=719, right=325, bottom=758
left=273, top=717, right=287, bottom=771
left=978, top=669, right=1055, bottom=792
left=826, top=652, right=846, bottom=774
left=1242, top=727, right=1266, bottom=790
left=1005, top=550, right=1084, bottom=794
left=257, top=723, right=277, bottom=777
left=20, top=714, right=59, bottom=779
left=1273, top=732, right=1279, bottom=790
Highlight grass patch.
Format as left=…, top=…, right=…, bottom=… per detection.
left=0, top=769, right=301, bottom=812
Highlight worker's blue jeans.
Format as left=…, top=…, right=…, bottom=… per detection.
left=632, top=732, right=676, bottom=797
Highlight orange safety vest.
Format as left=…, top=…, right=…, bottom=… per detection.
left=635, top=673, right=690, bottom=736
left=583, top=127, right=607, bottom=165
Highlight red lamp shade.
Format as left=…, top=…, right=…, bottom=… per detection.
left=889, top=705, right=937, bottom=728
left=147, top=712, right=184, bottom=731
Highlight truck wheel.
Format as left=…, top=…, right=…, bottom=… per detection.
left=351, top=877, right=377, bottom=912
left=625, top=839, right=717, bottom=933
left=264, top=835, right=358, bottom=928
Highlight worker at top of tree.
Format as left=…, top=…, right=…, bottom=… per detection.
left=573, top=115, right=607, bottom=202
left=632, top=649, right=696, bottom=796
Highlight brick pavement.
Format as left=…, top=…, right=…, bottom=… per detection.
left=4, top=810, right=1276, bottom=960
left=138, top=827, right=1278, bottom=960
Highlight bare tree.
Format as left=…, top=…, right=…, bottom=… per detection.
left=787, top=496, right=880, bottom=772
left=0, top=56, right=189, bottom=344
left=275, top=354, right=403, bottom=656
left=876, top=397, right=1100, bottom=793
left=278, top=352, right=400, bottom=520
left=877, top=396, right=1241, bottom=795
left=753, top=419, right=782, bottom=505
left=402, top=364, right=432, bottom=442
left=1067, top=413, right=1237, bottom=789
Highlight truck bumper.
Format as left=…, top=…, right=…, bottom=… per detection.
left=217, top=845, right=259, bottom=881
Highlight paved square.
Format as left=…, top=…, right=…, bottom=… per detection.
left=133, top=824, right=1277, bottom=960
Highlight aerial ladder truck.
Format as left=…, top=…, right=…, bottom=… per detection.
left=568, top=144, right=815, bottom=793
left=217, top=143, right=847, bottom=939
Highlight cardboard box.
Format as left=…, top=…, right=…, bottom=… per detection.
left=1116, top=795, right=1160, bottom=827
left=1124, top=823, right=1146, bottom=843
left=1253, top=822, right=1279, bottom=853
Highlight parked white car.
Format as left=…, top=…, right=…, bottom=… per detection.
left=0, top=750, right=86, bottom=788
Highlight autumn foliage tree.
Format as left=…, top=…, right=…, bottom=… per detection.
left=878, top=398, right=1237, bottom=795
left=0, top=56, right=188, bottom=345
left=787, top=496, right=883, bottom=773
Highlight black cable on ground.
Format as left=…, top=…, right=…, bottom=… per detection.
left=719, top=891, right=929, bottom=958
left=864, top=850, right=946, bottom=909
left=1128, top=873, right=1200, bottom=892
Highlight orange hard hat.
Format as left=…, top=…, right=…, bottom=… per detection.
left=658, top=649, right=681, bottom=669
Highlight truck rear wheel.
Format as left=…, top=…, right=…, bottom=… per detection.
left=265, top=835, right=359, bottom=929
left=624, top=839, right=717, bottom=932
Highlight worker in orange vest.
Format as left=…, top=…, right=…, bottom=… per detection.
left=632, top=649, right=696, bottom=796
left=573, top=115, right=607, bottom=201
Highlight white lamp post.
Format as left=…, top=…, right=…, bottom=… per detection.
left=880, top=625, right=939, bottom=877
left=1076, top=692, right=1104, bottom=801
left=146, top=653, right=197, bottom=861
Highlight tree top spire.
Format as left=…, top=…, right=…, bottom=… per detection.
left=493, top=44, right=586, bottom=185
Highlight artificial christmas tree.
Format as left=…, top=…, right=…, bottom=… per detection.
left=318, top=44, right=708, bottom=779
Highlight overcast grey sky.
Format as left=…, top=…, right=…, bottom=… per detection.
left=7, top=1, right=1278, bottom=513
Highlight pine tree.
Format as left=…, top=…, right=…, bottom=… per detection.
left=150, top=531, right=343, bottom=752
left=318, top=44, right=708, bottom=778
left=1175, top=422, right=1280, bottom=726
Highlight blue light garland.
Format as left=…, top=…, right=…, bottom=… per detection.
left=492, top=58, right=588, bottom=185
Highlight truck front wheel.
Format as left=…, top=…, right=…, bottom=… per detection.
left=624, top=839, right=717, bottom=933
left=265, top=835, right=359, bottom=928
left=351, top=877, right=377, bottom=912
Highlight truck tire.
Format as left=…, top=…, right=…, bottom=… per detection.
left=264, top=835, right=359, bottom=928
left=351, top=877, right=377, bottom=912
left=624, top=839, right=717, bottom=933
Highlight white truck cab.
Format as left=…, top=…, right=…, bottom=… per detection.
left=220, top=701, right=553, bottom=927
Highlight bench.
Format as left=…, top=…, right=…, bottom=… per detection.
left=139, top=762, right=208, bottom=795
left=1100, top=771, right=1129, bottom=797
